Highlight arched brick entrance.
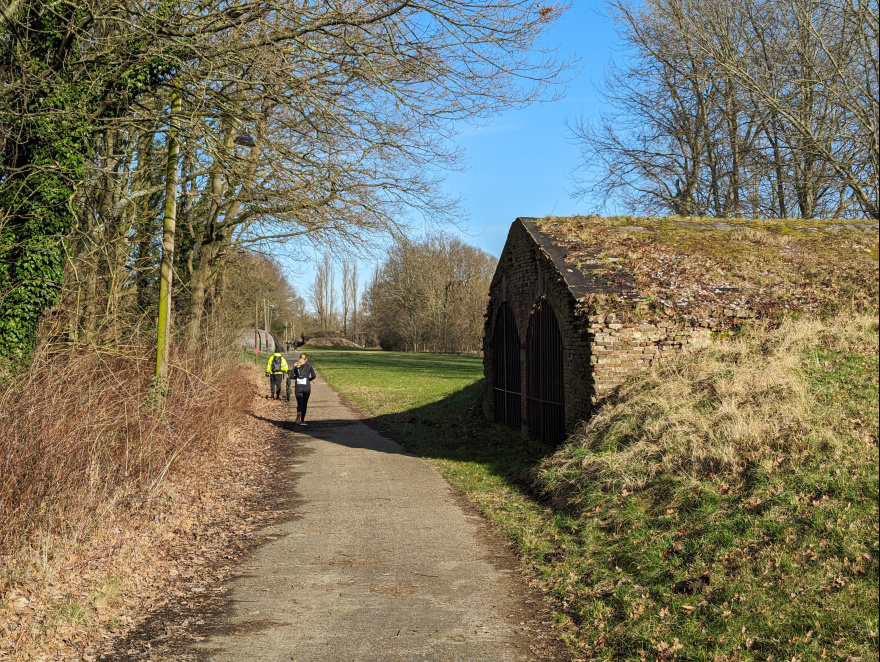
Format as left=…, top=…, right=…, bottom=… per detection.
left=527, top=299, right=565, bottom=443
left=492, top=303, right=521, bottom=430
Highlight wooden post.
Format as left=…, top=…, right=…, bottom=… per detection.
left=154, top=89, right=181, bottom=387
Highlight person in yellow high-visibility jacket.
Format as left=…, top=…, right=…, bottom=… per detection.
left=265, top=351, right=289, bottom=400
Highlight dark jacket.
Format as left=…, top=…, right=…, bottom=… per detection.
left=292, top=362, right=316, bottom=388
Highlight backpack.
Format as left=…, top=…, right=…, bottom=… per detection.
left=271, top=354, right=282, bottom=373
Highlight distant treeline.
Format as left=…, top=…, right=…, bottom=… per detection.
left=362, top=235, right=496, bottom=354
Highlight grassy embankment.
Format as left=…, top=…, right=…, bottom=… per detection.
left=306, top=315, right=878, bottom=661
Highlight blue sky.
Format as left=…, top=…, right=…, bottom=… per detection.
left=285, top=1, right=621, bottom=305
left=437, top=0, right=618, bottom=259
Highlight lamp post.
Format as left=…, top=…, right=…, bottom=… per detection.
left=154, top=88, right=181, bottom=393
left=234, top=131, right=256, bottom=147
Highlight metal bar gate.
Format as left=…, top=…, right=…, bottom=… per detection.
left=527, top=300, right=565, bottom=444
left=492, top=304, right=521, bottom=430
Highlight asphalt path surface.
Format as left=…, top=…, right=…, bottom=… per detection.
left=190, top=360, right=565, bottom=661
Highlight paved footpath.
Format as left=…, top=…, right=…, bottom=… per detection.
left=192, top=371, right=563, bottom=662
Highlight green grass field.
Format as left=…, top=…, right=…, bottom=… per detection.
left=305, top=324, right=879, bottom=661
left=302, top=348, right=482, bottom=417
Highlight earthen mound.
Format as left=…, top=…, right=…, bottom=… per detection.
left=302, top=337, right=361, bottom=348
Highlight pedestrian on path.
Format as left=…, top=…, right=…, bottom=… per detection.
left=265, top=350, right=289, bottom=400
left=291, top=353, right=317, bottom=425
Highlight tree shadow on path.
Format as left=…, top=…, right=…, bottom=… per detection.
left=253, top=378, right=556, bottom=493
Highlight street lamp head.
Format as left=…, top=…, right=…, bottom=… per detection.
left=234, top=132, right=256, bottom=147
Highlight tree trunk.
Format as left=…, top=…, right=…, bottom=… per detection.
left=725, top=76, right=740, bottom=217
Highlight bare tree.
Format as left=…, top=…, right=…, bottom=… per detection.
left=311, top=253, right=337, bottom=332
left=363, top=235, right=496, bottom=353
left=212, top=252, right=304, bottom=345
left=312, top=262, right=327, bottom=333
left=571, top=0, right=878, bottom=219
left=159, top=0, right=571, bottom=350
left=341, top=261, right=359, bottom=340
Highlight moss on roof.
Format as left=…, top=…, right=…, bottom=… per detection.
left=534, top=215, right=879, bottom=321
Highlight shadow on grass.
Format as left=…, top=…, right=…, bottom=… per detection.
left=272, top=379, right=553, bottom=493
left=253, top=378, right=554, bottom=490
left=365, top=379, right=557, bottom=490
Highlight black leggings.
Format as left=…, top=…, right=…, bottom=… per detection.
left=295, top=387, right=311, bottom=418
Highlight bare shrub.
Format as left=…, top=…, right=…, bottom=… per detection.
left=0, top=346, right=251, bottom=556
left=304, top=337, right=361, bottom=349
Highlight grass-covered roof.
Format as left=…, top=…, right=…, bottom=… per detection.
left=534, top=216, right=879, bottom=321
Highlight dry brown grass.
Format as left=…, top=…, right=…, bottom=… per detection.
left=303, top=337, right=362, bottom=348
left=0, top=345, right=261, bottom=659
left=0, top=348, right=248, bottom=553
left=540, top=314, right=878, bottom=503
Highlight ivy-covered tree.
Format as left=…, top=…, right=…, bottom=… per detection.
left=0, top=0, right=178, bottom=359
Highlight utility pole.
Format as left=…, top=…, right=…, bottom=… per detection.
left=263, top=298, right=269, bottom=344
left=154, top=88, right=181, bottom=391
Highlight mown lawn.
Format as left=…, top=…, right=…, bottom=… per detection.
left=303, top=348, right=482, bottom=417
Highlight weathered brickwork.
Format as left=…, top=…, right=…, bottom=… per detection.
left=482, top=219, right=595, bottom=433
left=586, top=315, right=716, bottom=395
left=483, top=218, right=755, bottom=440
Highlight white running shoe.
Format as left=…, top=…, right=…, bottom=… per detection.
left=299, top=422, right=308, bottom=426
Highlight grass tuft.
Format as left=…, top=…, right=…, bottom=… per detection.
left=540, top=315, right=876, bottom=504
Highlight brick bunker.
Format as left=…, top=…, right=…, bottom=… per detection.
left=482, top=216, right=879, bottom=444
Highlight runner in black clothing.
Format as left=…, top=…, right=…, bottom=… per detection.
left=291, top=353, right=317, bottom=425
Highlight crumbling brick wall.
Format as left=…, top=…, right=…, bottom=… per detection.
left=585, top=303, right=761, bottom=396
left=483, top=220, right=594, bottom=433
left=585, top=315, right=715, bottom=396
left=483, top=218, right=760, bottom=440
